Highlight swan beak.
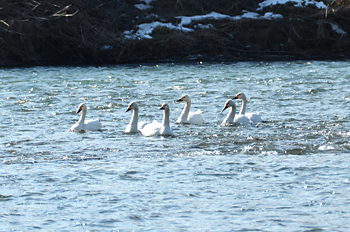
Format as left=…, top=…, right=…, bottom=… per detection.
left=232, top=95, right=238, bottom=100
left=221, top=105, right=228, bottom=113
left=76, top=106, right=82, bottom=113
left=176, top=97, right=184, bottom=102
left=159, top=105, right=165, bottom=110
left=126, top=106, right=131, bottom=112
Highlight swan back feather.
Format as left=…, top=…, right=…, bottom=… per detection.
left=233, top=92, right=262, bottom=123
left=69, top=103, right=102, bottom=131
left=176, top=94, right=203, bottom=125
left=221, top=99, right=251, bottom=126
left=140, top=103, right=174, bottom=136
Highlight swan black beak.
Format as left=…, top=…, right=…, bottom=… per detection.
left=221, top=105, right=228, bottom=113
left=76, top=107, right=82, bottom=113
left=176, top=97, right=183, bottom=102
left=232, top=96, right=238, bottom=100
left=126, top=107, right=131, bottom=112
left=160, top=106, right=165, bottom=110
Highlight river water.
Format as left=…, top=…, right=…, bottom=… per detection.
left=0, top=61, right=349, bottom=231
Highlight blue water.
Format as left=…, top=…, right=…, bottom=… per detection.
left=0, top=61, right=349, bottom=231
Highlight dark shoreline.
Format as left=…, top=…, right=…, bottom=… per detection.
left=2, top=56, right=349, bottom=69
left=1, top=0, right=350, bottom=67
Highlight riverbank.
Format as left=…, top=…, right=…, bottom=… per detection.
left=0, top=0, right=350, bottom=66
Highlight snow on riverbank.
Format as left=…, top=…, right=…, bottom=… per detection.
left=257, top=0, right=327, bottom=10
left=125, top=0, right=327, bottom=39
left=123, top=11, right=283, bottom=39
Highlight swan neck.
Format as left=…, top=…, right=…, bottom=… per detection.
left=130, top=108, right=139, bottom=127
left=79, top=109, right=87, bottom=123
left=227, top=107, right=236, bottom=123
left=240, top=97, right=247, bottom=115
left=180, top=101, right=191, bottom=119
left=163, top=110, right=170, bottom=126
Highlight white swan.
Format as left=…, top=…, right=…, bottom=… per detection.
left=125, top=101, right=148, bottom=133
left=176, top=94, right=203, bottom=125
left=232, top=92, right=262, bottom=123
left=140, top=103, right=174, bottom=136
left=221, top=99, right=251, bottom=126
left=69, top=103, right=102, bottom=131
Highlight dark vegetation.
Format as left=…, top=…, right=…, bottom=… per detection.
left=1, top=0, right=350, bottom=66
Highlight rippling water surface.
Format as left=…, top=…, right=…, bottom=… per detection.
left=0, top=61, right=350, bottom=231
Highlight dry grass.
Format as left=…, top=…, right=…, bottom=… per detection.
left=0, top=0, right=350, bottom=65
left=0, top=0, right=138, bottom=65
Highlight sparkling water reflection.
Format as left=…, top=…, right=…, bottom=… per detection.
left=0, top=61, right=350, bottom=231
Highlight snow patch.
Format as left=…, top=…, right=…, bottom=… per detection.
left=176, top=11, right=283, bottom=26
left=124, top=11, right=283, bottom=39
left=124, top=21, right=193, bottom=39
left=330, top=23, right=347, bottom=36
left=258, top=0, right=327, bottom=10
left=176, top=12, right=234, bottom=26
left=241, top=11, right=260, bottom=19
left=135, top=4, right=152, bottom=10
left=262, top=12, right=284, bottom=19
left=135, top=0, right=156, bottom=11
left=194, top=24, right=214, bottom=30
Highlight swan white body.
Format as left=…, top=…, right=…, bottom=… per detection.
left=176, top=94, right=203, bottom=125
left=221, top=99, right=251, bottom=126
left=232, top=92, right=262, bottom=123
left=69, top=103, right=102, bottom=131
left=140, top=103, right=174, bottom=136
left=125, top=101, right=148, bottom=133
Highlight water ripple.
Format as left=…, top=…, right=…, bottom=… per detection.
left=0, top=62, right=349, bottom=231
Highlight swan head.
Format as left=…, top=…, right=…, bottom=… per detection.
left=221, top=99, right=236, bottom=113
left=232, top=92, right=246, bottom=100
left=126, top=101, right=138, bottom=112
left=76, top=103, right=87, bottom=113
left=160, top=103, right=170, bottom=111
left=176, top=94, right=191, bottom=103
